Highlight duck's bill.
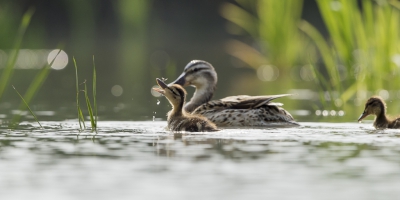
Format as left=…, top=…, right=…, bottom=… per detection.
left=170, top=73, right=187, bottom=86
left=357, top=111, right=368, bottom=122
left=156, top=78, right=168, bottom=89
left=152, top=87, right=165, bottom=94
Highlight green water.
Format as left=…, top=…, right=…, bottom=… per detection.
left=1, top=121, right=399, bottom=199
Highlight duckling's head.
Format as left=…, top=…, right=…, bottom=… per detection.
left=170, top=60, right=217, bottom=88
left=358, top=96, right=386, bottom=122
left=153, top=78, right=187, bottom=109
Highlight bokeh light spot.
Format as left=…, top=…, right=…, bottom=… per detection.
left=151, top=85, right=162, bottom=97
left=330, top=1, right=341, bottom=11
left=391, top=54, right=400, bottom=67
left=300, top=65, right=314, bottom=81
left=334, top=99, right=343, bottom=107
left=378, top=89, right=389, bottom=100
left=257, top=65, right=279, bottom=81
left=48, top=49, right=68, bottom=70
left=111, top=85, right=123, bottom=97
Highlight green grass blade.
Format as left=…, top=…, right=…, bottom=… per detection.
left=0, top=8, right=34, bottom=101
left=78, top=108, right=85, bottom=129
left=92, top=56, right=97, bottom=131
left=12, top=85, right=42, bottom=128
left=73, top=57, right=86, bottom=130
left=84, top=82, right=95, bottom=131
left=220, top=3, right=258, bottom=37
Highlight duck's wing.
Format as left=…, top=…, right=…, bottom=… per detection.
left=192, top=94, right=292, bottom=112
left=217, top=94, right=292, bottom=109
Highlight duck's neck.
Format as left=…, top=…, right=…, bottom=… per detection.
left=374, top=106, right=389, bottom=128
left=184, top=84, right=215, bottom=113
left=168, top=99, right=186, bottom=119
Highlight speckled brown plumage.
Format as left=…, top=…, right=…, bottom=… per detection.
left=167, top=115, right=218, bottom=132
left=358, top=96, right=400, bottom=129
left=170, top=60, right=299, bottom=127
left=153, top=78, right=218, bottom=132
left=192, top=95, right=298, bottom=127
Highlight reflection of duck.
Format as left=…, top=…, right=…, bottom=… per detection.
left=153, top=78, right=219, bottom=132
left=358, top=96, right=400, bottom=129
left=170, top=60, right=299, bottom=127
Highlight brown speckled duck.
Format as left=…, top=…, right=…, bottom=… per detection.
left=153, top=78, right=219, bottom=132
left=358, top=96, right=400, bottom=129
left=170, top=60, right=299, bottom=127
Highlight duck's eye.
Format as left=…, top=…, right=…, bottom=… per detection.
left=193, top=68, right=199, bottom=72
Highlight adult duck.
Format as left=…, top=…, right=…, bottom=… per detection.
left=169, top=60, right=299, bottom=127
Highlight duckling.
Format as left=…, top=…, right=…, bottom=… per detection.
left=153, top=78, right=219, bottom=132
left=170, top=60, right=299, bottom=127
left=358, top=96, right=400, bottom=129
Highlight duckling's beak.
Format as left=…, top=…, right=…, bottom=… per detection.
left=156, top=78, right=168, bottom=89
left=170, top=73, right=187, bottom=86
left=153, top=78, right=168, bottom=94
left=358, top=111, right=368, bottom=122
left=152, top=87, right=164, bottom=95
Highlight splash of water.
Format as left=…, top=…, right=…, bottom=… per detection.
left=157, top=99, right=160, bottom=105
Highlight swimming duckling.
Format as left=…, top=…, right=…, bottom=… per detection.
left=153, top=78, right=219, bottom=132
left=170, top=60, right=299, bottom=127
left=358, top=96, right=400, bottom=129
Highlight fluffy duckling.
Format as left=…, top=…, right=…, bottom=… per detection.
left=358, top=96, right=400, bottom=129
left=170, top=60, right=299, bottom=127
left=153, top=78, right=219, bottom=132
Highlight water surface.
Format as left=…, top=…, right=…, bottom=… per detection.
left=1, top=121, right=400, bottom=200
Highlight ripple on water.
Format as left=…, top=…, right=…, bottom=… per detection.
left=0, top=121, right=399, bottom=199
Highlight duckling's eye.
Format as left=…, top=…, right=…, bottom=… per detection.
left=168, top=88, right=179, bottom=96
left=193, top=68, right=199, bottom=72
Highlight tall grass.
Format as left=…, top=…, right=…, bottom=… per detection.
left=74, top=57, right=97, bottom=132
left=0, top=8, right=34, bottom=101
left=300, top=0, right=400, bottom=107
left=0, top=8, right=62, bottom=128
left=74, top=57, right=86, bottom=130
left=221, top=0, right=306, bottom=69
left=92, top=56, right=97, bottom=131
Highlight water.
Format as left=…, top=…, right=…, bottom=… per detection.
left=1, top=121, right=400, bottom=200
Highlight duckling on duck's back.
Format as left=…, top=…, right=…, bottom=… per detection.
left=358, top=96, right=400, bottom=129
left=170, top=60, right=299, bottom=127
left=152, top=78, right=218, bottom=132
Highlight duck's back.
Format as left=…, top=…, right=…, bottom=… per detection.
left=168, top=115, right=218, bottom=132
left=192, top=95, right=299, bottom=127
left=387, top=118, right=400, bottom=129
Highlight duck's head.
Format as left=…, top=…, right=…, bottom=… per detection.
left=358, top=96, right=386, bottom=122
left=153, top=78, right=186, bottom=108
left=170, top=60, right=218, bottom=89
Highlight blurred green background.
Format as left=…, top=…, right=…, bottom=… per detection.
left=1, top=0, right=400, bottom=122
